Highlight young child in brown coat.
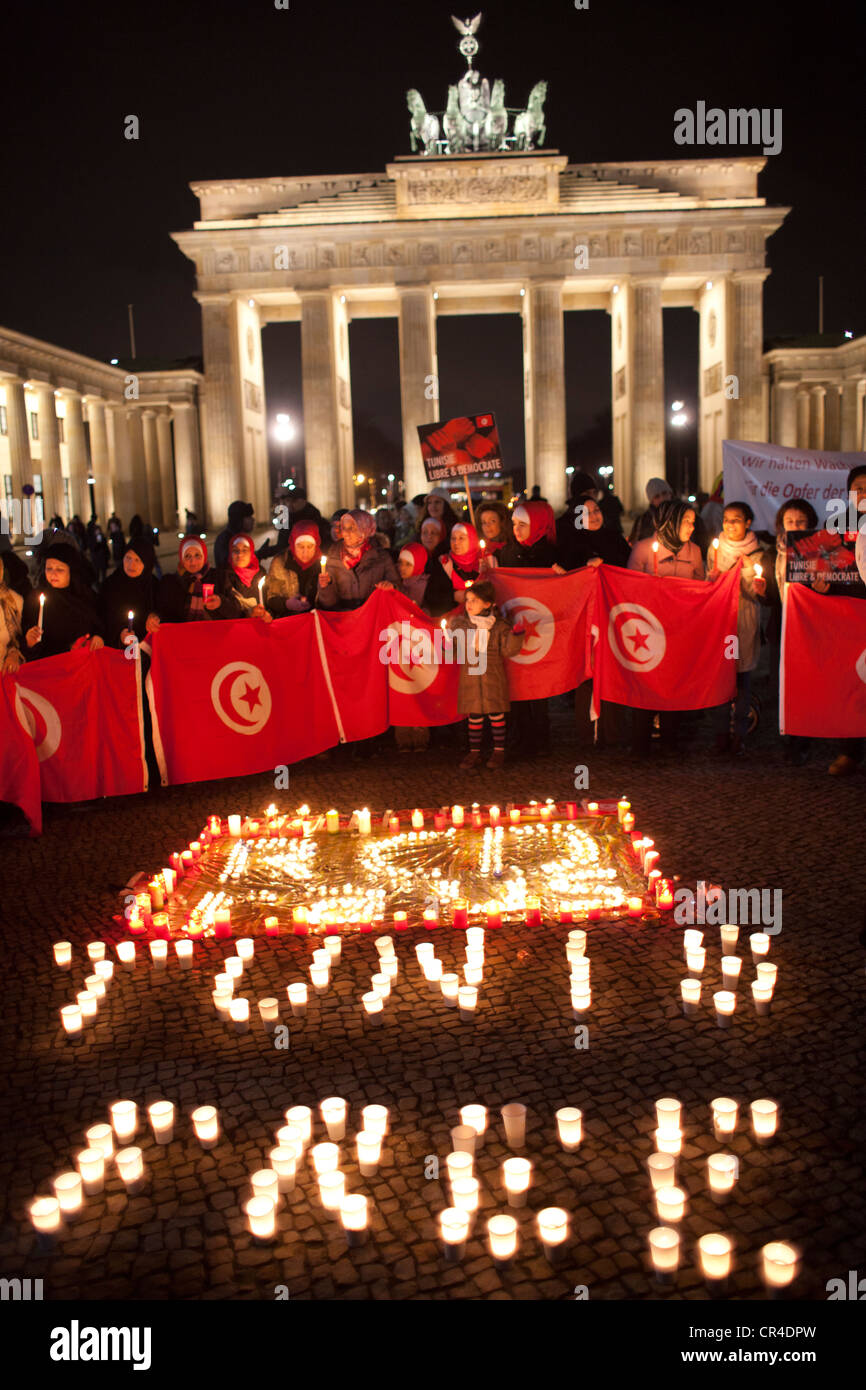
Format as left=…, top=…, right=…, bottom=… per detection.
left=444, top=579, right=525, bottom=770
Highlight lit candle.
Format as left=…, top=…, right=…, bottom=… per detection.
left=452, top=899, right=469, bottom=931
left=680, top=977, right=701, bottom=1016
left=502, top=1157, right=532, bottom=1208
left=713, top=990, right=736, bottom=1027
left=622, top=811, right=635, bottom=834
left=116, top=941, right=135, bottom=969
left=711, top=536, right=719, bottom=570
left=750, top=932, right=770, bottom=964
left=411, top=808, right=424, bottom=829
left=258, top=997, right=280, bottom=1032
left=587, top=801, right=599, bottom=816
left=647, top=1152, right=677, bottom=1191
left=525, top=895, right=541, bottom=928
left=439, top=1207, right=470, bottom=1260
left=148, top=1100, right=175, bottom=1144
left=212, top=988, right=232, bottom=1018
left=251, top=1168, right=280, bottom=1211
left=652, top=539, right=659, bottom=574
left=149, top=939, right=167, bottom=968
left=685, top=945, right=706, bottom=974
left=230, top=998, right=250, bottom=1032
left=53, top=941, right=72, bottom=969
left=416, top=941, right=434, bottom=965
left=77, top=990, right=97, bottom=1019
left=761, top=1242, right=799, bottom=1292
left=558, top=901, right=573, bottom=925
left=451, top=1176, right=480, bottom=1219
left=571, top=987, right=591, bottom=1018
left=326, top=809, right=340, bottom=834
left=451, top=1124, right=476, bottom=1156
left=86, top=1124, right=114, bottom=1159
left=720, top=923, right=739, bottom=952
left=360, top=1104, right=388, bottom=1138
left=214, top=907, right=232, bottom=940
left=320, top=1097, right=347, bottom=1141
left=29, top=1196, right=61, bottom=1239
left=356, top=1130, right=382, bottom=1177
left=459, top=1104, right=487, bottom=1149
left=76, top=1147, right=105, bottom=1194
left=227, top=814, right=242, bottom=837
left=309, top=962, right=329, bottom=993
left=488, top=804, right=501, bottom=827
left=707, top=1153, right=738, bottom=1201
left=754, top=561, right=763, bottom=580
left=627, top=896, right=643, bottom=919
left=698, top=1232, right=733, bottom=1286
left=750, top=1098, right=778, bottom=1143
left=340, top=1193, right=368, bottom=1243
left=485, top=901, right=502, bottom=930
left=648, top=1226, right=680, bottom=1282
left=655, top=1097, right=682, bottom=1137
left=440, top=972, right=460, bottom=1007
left=245, top=1195, right=276, bottom=1241
left=191, top=1105, right=219, bottom=1149
left=756, top=961, right=777, bottom=990
left=617, top=798, right=631, bottom=824
left=319, top=1170, right=346, bottom=1212
left=555, top=1106, right=583, bottom=1152
left=38, top=591, right=46, bottom=633
left=110, top=1101, right=138, bottom=1142
left=115, top=1146, right=145, bottom=1191
left=508, top=807, right=521, bottom=825
left=487, top=1213, right=518, bottom=1263
left=751, top=979, right=772, bottom=1016
left=445, top=1151, right=473, bottom=1186
left=501, top=1102, right=526, bottom=1149
left=285, top=1105, right=313, bottom=1146
left=466, top=926, right=485, bottom=950
left=433, top=810, right=446, bottom=830
left=60, top=1004, right=83, bottom=1036
left=721, top=955, right=742, bottom=991
left=237, top=937, right=255, bottom=961
left=269, top=1147, right=298, bottom=1193
left=357, top=807, right=372, bottom=836
left=451, top=804, right=465, bottom=828
left=423, top=957, right=443, bottom=985
left=457, top=985, right=477, bottom=1019
left=381, top=958, right=398, bottom=982
left=362, top=991, right=383, bottom=1021
left=86, top=941, right=106, bottom=963
left=655, top=1186, right=686, bottom=1223
left=53, top=1170, right=83, bottom=1215
left=175, top=939, right=193, bottom=968
left=654, top=1127, right=682, bottom=1156
left=84, top=972, right=105, bottom=999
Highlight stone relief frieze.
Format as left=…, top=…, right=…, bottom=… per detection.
left=243, top=379, right=263, bottom=413
left=406, top=175, right=548, bottom=204
left=726, top=231, right=745, bottom=252
left=483, top=239, right=504, bottom=261
left=215, top=250, right=238, bottom=274
left=521, top=237, right=540, bottom=260
left=317, top=245, right=336, bottom=268
left=385, top=244, right=405, bottom=264
left=688, top=231, right=711, bottom=255
left=615, top=366, right=627, bottom=400
left=589, top=235, right=607, bottom=259
left=624, top=233, right=643, bottom=257
left=452, top=242, right=474, bottom=263
left=657, top=233, right=676, bottom=254
left=418, top=243, right=439, bottom=264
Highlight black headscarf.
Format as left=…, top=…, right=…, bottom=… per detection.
left=23, top=542, right=103, bottom=659
left=655, top=500, right=696, bottom=557
left=100, top=539, right=158, bottom=646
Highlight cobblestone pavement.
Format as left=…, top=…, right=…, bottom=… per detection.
left=1, top=669, right=864, bottom=1303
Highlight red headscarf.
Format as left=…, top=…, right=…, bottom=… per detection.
left=179, top=536, right=208, bottom=567
left=448, top=522, right=481, bottom=573
left=398, top=542, right=427, bottom=576
left=289, top=522, right=321, bottom=570
left=229, top=533, right=260, bottom=588
left=513, top=501, right=556, bottom=547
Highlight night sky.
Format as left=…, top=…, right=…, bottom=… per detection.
left=2, top=0, right=863, bottom=493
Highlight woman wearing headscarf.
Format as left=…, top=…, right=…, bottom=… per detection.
left=100, top=537, right=160, bottom=648
left=628, top=477, right=675, bottom=546
left=415, top=488, right=459, bottom=541
left=769, top=499, right=818, bottom=766
left=156, top=536, right=217, bottom=625
left=476, top=502, right=513, bottom=557
left=496, top=501, right=564, bottom=569
left=0, top=553, right=25, bottom=672
left=706, top=500, right=768, bottom=757
left=317, top=509, right=398, bottom=611
left=22, top=540, right=105, bottom=659
left=817, top=465, right=866, bottom=776
left=440, top=521, right=484, bottom=605
left=416, top=516, right=456, bottom=619
left=207, top=534, right=273, bottom=622
left=395, top=542, right=430, bottom=609
left=626, top=501, right=704, bottom=757
left=629, top=499, right=704, bottom=579
left=560, top=496, right=631, bottom=572
left=264, top=522, right=321, bottom=617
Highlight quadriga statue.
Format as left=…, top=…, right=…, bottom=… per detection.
left=514, top=80, right=548, bottom=150
left=407, top=89, right=441, bottom=156
left=484, top=79, right=508, bottom=149
left=443, top=85, right=467, bottom=153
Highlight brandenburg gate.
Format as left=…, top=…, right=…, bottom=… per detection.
left=172, top=25, right=786, bottom=525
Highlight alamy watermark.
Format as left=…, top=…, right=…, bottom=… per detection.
left=379, top=621, right=487, bottom=676
left=674, top=879, right=782, bottom=934
left=1, top=496, right=44, bottom=545
left=674, top=102, right=782, bottom=157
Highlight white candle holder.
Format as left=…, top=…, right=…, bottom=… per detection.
left=555, top=1106, right=583, bottom=1152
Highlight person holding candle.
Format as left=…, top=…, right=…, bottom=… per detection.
left=706, top=501, right=769, bottom=758
left=476, top=502, right=513, bottom=560
left=558, top=496, right=630, bottom=573
left=100, top=538, right=160, bottom=648
left=208, top=535, right=273, bottom=622
left=23, top=542, right=105, bottom=659
left=155, top=537, right=217, bottom=624
left=415, top=517, right=455, bottom=618
left=0, top=554, right=24, bottom=673
left=816, top=466, right=866, bottom=776
left=495, top=501, right=563, bottom=755
left=444, top=580, right=525, bottom=770
left=317, top=510, right=398, bottom=612
left=769, top=500, right=818, bottom=766
left=440, top=522, right=486, bottom=605
left=264, top=523, right=322, bottom=616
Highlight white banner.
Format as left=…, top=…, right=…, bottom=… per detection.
left=722, top=439, right=865, bottom=532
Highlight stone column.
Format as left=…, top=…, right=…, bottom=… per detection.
left=795, top=388, right=810, bottom=448
left=34, top=383, right=64, bottom=519
left=523, top=281, right=567, bottom=509
left=62, top=392, right=89, bottom=520
left=300, top=291, right=354, bottom=515
left=808, top=386, right=825, bottom=450
left=1, top=377, right=32, bottom=499
left=397, top=287, right=438, bottom=502
left=106, top=404, right=136, bottom=523
left=126, top=410, right=149, bottom=518
left=631, top=279, right=665, bottom=503
left=87, top=398, right=111, bottom=522
left=141, top=410, right=161, bottom=524
left=199, top=295, right=243, bottom=528
left=772, top=380, right=798, bottom=446
left=171, top=401, right=203, bottom=526
left=840, top=379, right=863, bottom=452
left=823, top=384, right=841, bottom=452
left=156, top=411, right=177, bottom=531
left=728, top=272, right=768, bottom=442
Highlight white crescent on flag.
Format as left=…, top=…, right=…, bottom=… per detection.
left=383, top=621, right=440, bottom=695
left=856, top=647, right=866, bottom=686
left=14, top=685, right=62, bottom=761
left=210, top=661, right=272, bottom=736
left=608, top=602, right=667, bottom=672
left=500, top=596, right=555, bottom=664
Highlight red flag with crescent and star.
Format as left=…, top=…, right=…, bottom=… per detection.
left=590, top=563, right=740, bottom=713
left=488, top=567, right=595, bottom=699
left=0, top=669, right=42, bottom=833
left=781, top=584, right=866, bottom=736
left=375, top=589, right=461, bottom=727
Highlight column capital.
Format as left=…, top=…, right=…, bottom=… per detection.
left=729, top=269, right=771, bottom=286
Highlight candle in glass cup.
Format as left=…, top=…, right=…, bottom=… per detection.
left=245, top=1195, right=276, bottom=1241
left=356, top=1130, right=382, bottom=1177
left=30, top=1196, right=61, bottom=1239
left=750, top=932, right=770, bottom=964
left=60, top=1004, right=83, bottom=1036
left=110, top=1100, right=138, bottom=1142
left=761, top=1242, right=800, bottom=1292
left=175, top=939, right=193, bottom=967
left=440, top=973, right=460, bottom=1007
left=487, top=1213, right=518, bottom=1263
left=721, top=955, right=742, bottom=990
left=115, top=1146, right=144, bottom=1191
left=191, top=1105, right=219, bottom=1149
left=655, top=1098, right=682, bottom=1137
left=258, top=997, right=280, bottom=1032
left=116, top=941, right=135, bottom=969
left=362, top=991, right=383, bottom=1021
left=622, top=811, right=635, bottom=833
left=698, top=1232, right=733, bottom=1286
left=555, top=1106, right=583, bottom=1152
left=286, top=982, right=307, bottom=1017
left=683, top=928, right=703, bottom=958
left=439, top=1207, right=470, bottom=1259
left=627, top=896, right=643, bottom=919
left=236, top=938, right=254, bottom=962
left=655, top=1186, right=686, bottom=1223
left=320, top=1097, right=347, bottom=1142
left=710, top=1097, right=738, bottom=1141
left=340, top=1193, right=368, bottom=1243
left=86, top=1123, right=114, bottom=1159
left=76, top=1147, right=105, bottom=1194
left=77, top=990, right=97, bottom=1019
left=750, top=1098, right=778, bottom=1143
left=648, top=1226, right=680, bottom=1282
left=148, top=1100, right=175, bottom=1144
left=411, top=808, right=424, bottom=829
left=423, top=958, right=443, bottom=985
left=713, top=990, right=736, bottom=1027
left=230, top=998, right=250, bottom=1033
left=720, top=923, right=739, bottom=952
left=681, top=977, right=701, bottom=1016
left=707, top=1153, right=738, bottom=1200
left=485, top=901, right=502, bottom=930
left=488, top=804, right=500, bottom=827
left=502, top=1157, right=532, bottom=1208
left=525, top=895, right=542, bottom=928
left=457, top=985, right=477, bottom=1019
left=318, top=1170, right=346, bottom=1212
left=451, top=899, right=469, bottom=931
left=647, top=1152, right=677, bottom=1191
left=617, top=798, right=631, bottom=824
left=756, top=961, right=777, bottom=990
left=53, top=1170, right=83, bottom=1214
left=268, top=1147, right=298, bottom=1193
left=751, top=979, right=772, bottom=1015
left=686, top=945, right=706, bottom=974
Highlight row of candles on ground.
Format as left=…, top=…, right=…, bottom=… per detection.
left=54, top=937, right=200, bottom=1035
left=679, top=925, right=776, bottom=1025
left=645, top=1094, right=795, bottom=1292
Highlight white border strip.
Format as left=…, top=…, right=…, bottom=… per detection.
left=313, top=610, right=347, bottom=744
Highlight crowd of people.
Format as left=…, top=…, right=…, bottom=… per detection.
left=1, top=464, right=864, bottom=777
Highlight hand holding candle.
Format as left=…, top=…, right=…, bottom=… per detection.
left=652, top=540, right=659, bottom=575
left=38, top=592, right=46, bottom=633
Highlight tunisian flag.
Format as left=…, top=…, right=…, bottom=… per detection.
left=11, top=647, right=146, bottom=802
left=489, top=567, right=595, bottom=699
left=313, top=591, right=399, bottom=740
left=591, top=563, right=740, bottom=712
left=0, top=673, right=41, bottom=833
left=781, top=585, right=866, bottom=736
left=379, top=590, right=460, bottom=727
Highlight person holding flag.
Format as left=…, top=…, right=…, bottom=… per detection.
left=395, top=542, right=430, bottom=609
left=706, top=500, right=768, bottom=757
left=445, top=579, right=525, bottom=770
left=101, top=538, right=160, bottom=648
left=317, top=509, right=398, bottom=612
left=264, top=523, right=322, bottom=616
left=22, top=541, right=105, bottom=660
left=207, top=535, right=272, bottom=623
left=440, top=522, right=485, bottom=604
left=156, top=537, right=217, bottom=624
left=497, top=500, right=563, bottom=570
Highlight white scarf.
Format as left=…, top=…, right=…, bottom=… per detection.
left=468, top=609, right=495, bottom=654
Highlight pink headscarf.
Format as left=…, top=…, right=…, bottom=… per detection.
left=340, top=509, right=377, bottom=567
